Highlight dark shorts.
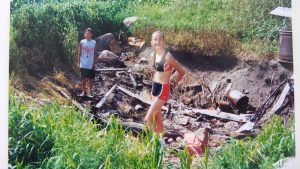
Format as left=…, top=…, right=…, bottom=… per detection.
left=80, top=68, right=95, bottom=79
left=151, top=81, right=170, bottom=101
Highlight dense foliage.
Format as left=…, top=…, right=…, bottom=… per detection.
left=10, top=0, right=130, bottom=74
left=10, top=0, right=291, bottom=75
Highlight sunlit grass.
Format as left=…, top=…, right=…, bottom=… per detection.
left=9, top=94, right=165, bottom=168
left=197, top=115, right=295, bottom=169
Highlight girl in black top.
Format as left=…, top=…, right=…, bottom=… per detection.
left=144, top=31, right=185, bottom=134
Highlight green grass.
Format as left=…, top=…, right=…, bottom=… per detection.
left=119, top=0, right=291, bottom=56
left=9, top=93, right=165, bottom=168
left=9, top=90, right=295, bottom=168
left=195, top=115, right=295, bottom=169
left=10, top=0, right=291, bottom=76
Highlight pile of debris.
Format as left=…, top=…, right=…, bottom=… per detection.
left=63, top=34, right=294, bottom=154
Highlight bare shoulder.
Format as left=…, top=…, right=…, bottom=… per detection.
left=165, top=51, right=175, bottom=61
left=166, top=52, right=179, bottom=65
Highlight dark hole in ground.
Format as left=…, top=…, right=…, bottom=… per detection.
left=170, top=50, right=239, bottom=71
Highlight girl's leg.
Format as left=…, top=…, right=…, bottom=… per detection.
left=154, top=111, right=164, bottom=133
left=144, top=97, right=166, bottom=132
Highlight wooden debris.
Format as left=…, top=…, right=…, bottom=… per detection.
left=183, top=108, right=251, bottom=123
left=95, top=68, right=127, bottom=71
left=185, top=84, right=203, bottom=92
left=96, top=114, right=145, bottom=134
left=117, top=102, right=132, bottom=114
left=129, top=73, right=138, bottom=88
left=209, top=81, right=218, bottom=92
left=222, top=82, right=232, bottom=97
left=117, top=85, right=168, bottom=111
left=96, top=84, right=117, bottom=108
left=230, top=129, right=260, bottom=139
left=267, top=82, right=290, bottom=115
left=60, top=90, right=88, bottom=113
left=237, top=75, right=293, bottom=132
left=173, top=115, right=190, bottom=125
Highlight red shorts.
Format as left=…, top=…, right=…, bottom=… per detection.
left=151, top=82, right=170, bottom=101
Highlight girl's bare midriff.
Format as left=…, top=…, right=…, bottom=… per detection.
left=153, top=71, right=172, bottom=84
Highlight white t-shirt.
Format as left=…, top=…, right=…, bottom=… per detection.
left=80, top=39, right=96, bottom=69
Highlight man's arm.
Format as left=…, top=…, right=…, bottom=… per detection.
left=93, top=45, right=97, bottom=70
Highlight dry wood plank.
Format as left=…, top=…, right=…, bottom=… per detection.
left=96, top=84, right=117, bottom=108
left=95, top=68, right=128, bottom=71
left=267, top=82, right=290, bottom=115
left=230, top=129, right=260, bottom=139
left=182, top=108, right=250, bottom=123
left=129, top=73, right=137, bottom=88
left=117, top=85, right=168, bottom=111
left=60, top=90, right=88, bottom=113
left=96, top=114, right=145, bottom=133
left=222, top=82, right=232, bottom=97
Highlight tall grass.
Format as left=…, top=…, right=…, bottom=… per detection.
left=10, top=0, right=291, bottom=76
left=9, top=94, right=165, bottom=168
left=196, top=115, right=295, bottom=169
left=10, top=0, right=129, bottom=75
left=9, top=90, right=295, bottom=168
left=121, top=0, right=291, bottom=56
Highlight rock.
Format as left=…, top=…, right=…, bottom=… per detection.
left=123, top=16, right=140, bottom=27
left=224, top=121, right=240, bottom=131
left=98, top=50, right=118, bottom=60
left=97, top=50, right=125, bottom=68
left=95, top=33, right=121, bottom=55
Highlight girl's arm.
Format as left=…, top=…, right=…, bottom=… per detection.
left=166, top=53, right=185, bottom=87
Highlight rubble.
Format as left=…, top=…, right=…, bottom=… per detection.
left=58, top=36, right=294, bottom=155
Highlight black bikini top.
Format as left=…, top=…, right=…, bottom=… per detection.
left=153, top=50, right=173, bottom=72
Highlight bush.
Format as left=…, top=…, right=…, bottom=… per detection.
left=10, top=1, right=129, bottom=75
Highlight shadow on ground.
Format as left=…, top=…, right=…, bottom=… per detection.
left=170, top=50, right=239, bottom=72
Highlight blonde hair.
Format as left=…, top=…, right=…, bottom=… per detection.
left=151, top=31, right=164, bottom=40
